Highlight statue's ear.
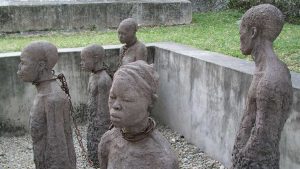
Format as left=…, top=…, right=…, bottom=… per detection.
left=251, top=27, right=257, bottom=39
left=38, top=60, right=47, bottom=72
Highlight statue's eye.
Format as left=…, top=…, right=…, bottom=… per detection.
left=123, top=98, right=134, bottom=102
left=110, top=95, right=116, bottom=100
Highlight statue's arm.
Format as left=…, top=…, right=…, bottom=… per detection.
left=45, top=97, right=73, bottom=167
left=97, top=74, right=112, bottom=114
left=98, top=133, right=110, bottom=169
left=242, top=85, right=281, bottom=156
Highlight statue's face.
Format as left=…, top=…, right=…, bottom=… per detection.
left=117, top=24, right=135, bottom=44
left=80, top=51, right=95, bottom=72
left=108, top=77, right=149, bottom=128
left=17, top=50, right=39, bottom=82
left=239, top=24, right=254, bottom=55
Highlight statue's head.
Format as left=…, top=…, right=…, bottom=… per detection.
left=17, top=41, right=58, bottom=82
left=80, top=44, right=105, bottom=72
left=239, top=4, right=284, bottom=55
left=109, top=60, right=159, bottom=128
left=117, top=18, right=138, bottom=44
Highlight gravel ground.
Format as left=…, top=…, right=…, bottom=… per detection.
left=0, top=124, right=227, bottom=169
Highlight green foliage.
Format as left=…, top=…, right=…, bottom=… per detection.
left=0, top=10, right=299, bottom=72
left=228, top=0, right=300, bottom=24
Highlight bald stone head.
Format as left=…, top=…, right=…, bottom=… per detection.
left=117, top=18, right=138, bottom=44
left=17, top=41, right=59, bottom=82
left=239, top=4, right=284, bottom=55
left=80, top=44, right=105, bottom=72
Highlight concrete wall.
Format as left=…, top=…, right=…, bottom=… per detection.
left=151, top=42, right=300, bottom=169
left=0, top=0, right=192, bottom=33
left=0, top=42, right=299, bottom=169
left=0, top=44, right=155, bottom=131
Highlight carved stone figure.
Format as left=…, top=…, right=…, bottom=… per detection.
left=232, top=4, right=293, bottom=169
left=98, top=60, right=179, bottom=169
left=17, top=41, right=76, bottom=169
left=80, top=44, right=112, bottom=167
left=117, top=18, right=148, bottom=66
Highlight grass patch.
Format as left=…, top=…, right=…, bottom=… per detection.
left=0, top=10, right=299, bottom=72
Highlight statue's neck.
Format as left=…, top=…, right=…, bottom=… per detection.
left=34, top=71, right=56, bottom=94
left=123, top=117, right=149, bottom=134
left=92, top=62, right=105, bottom=74
left=120, top=117, right=156, bottom=142
left=125, top=37, right=137, bottom=48
left=251, top=39, right=277, bottom=72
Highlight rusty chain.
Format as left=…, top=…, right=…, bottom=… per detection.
left=55, top=73, right=94, bottom=167
left=117, top=45, right=128, bottom=68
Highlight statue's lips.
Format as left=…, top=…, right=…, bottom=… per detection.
left=17, top=73, right=24, bottom=79
left=110, top=114, right=121, bottom=123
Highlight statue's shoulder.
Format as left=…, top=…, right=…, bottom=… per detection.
left=100, top=128, right=120, bottom=149
left=148, top=130, right=179, bottom=168
left=149, top=130, right=174, bottom=151
left=135, top=41, right=146, bottom=49
left=101, top=128, right=119, bottom=142
left=97, top=71, right=112, bottom=82
left=41, top=90, right=69, bottom=104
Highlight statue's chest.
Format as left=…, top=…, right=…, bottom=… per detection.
left=30, top=97, right=47, bottom=141
left=107, top=140, right=162, bottom=169
left=248, top=74, right=263, bottom=99
left=122, top=49, right=137, bottom=64
left=122, top=56, right=135, bottom=65
left=30, top=97, right=46, bottom=124
left=87, top=79, right=99, bottom=105
left=88, top=78, right=98, bottom=96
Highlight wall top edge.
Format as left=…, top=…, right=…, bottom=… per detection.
left=0, top=42, right=298, bottom=89
left=0, top=0, right=191, bottom=7
left=150, top=42, right=300, bottom=90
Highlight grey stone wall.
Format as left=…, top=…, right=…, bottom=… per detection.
left=150, top=42, right=300, bottom=169
left=0, top=0, right=192, bottom=33
left=0, top=42, right=299, bottom=169
left=0, top=44, right=155, bottom=131
left=189, top=0, right=228, bottom=12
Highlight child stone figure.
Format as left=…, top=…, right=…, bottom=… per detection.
left=98, top=60, right=179, bottom=169
left=80, top=44, right=112, bottom=167
left=232, top=4, right=293, bottom=169
left=17, top=41, right=76, bottom=169
left=117, top=18, right=148, bottom=66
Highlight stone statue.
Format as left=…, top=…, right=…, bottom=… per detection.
left=17, top=41, right=76, bottom=169
left=80, top=44, right=112, bottom=168
left=232, top=4, right=293, bottom=169
left=98, top=60, right=179, bottom=169
left=117, top=18, right=148, bottom=66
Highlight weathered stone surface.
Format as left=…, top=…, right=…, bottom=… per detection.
left=80, top=44, right=112, bottom=167
left=0, top=0, right=192, bottom=33
left=231, top=4, right=293, bottom=169
left=99, top=60, right=179, bottom=169
left=1, top=42, right=300, bottom=168
left=17, top=41, right=76, bottom=169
